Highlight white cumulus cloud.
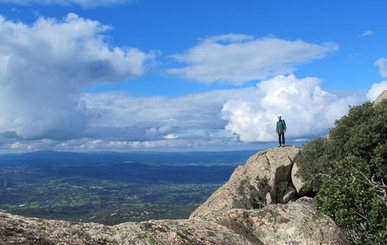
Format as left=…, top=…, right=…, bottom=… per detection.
left=222, top=75, right=360, bottom=142
left=375, top=58, right=387, bottom=77
left=0, top=13, right=152, bottom=140
left=167, top=34, right=338, bottom=85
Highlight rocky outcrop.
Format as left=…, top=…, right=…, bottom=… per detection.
left=0, top=146, right=348, bottom=244
left=0, top=197, right=349, bottom=245
left=190, top=145, right=305, bottom=218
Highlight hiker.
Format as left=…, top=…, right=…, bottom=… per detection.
left=276, top=115, right=286, bottom=147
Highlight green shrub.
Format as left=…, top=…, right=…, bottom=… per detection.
left=296, top=99, right=387, bottom=244
left=329, top=100, right=387, bottom=179
left=295, top=137, right=337, bottom=191
left=316, top=158, right=387, bottom=244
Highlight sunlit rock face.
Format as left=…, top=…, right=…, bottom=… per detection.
left=190, top=145, right=306, bottom=218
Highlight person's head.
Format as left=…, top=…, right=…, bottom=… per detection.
left=278, top=115, right=281, bottom=120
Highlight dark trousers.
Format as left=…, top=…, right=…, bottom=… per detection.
left=278, top=132, right=285, bottom=145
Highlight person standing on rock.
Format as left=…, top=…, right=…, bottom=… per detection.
left=276, top=115, right=286, bottom=147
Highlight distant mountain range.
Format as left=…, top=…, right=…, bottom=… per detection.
left=0, top=150, right=259, bottom=169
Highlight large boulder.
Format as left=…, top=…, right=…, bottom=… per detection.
left=195, top=197, right=349, bottom=245
left=190, top=145, right=303, bottom=218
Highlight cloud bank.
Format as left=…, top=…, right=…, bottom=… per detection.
left=3, top=77, right=363, bottom=153
left=0, top=13, right=152, bottom=140
left=0, top=75, right=367, bottom=152
left=167, top=34, right=338, bottom=85
left=81, top=88, right=258, bottom=141
left=0, top=88, right=261, bottom=152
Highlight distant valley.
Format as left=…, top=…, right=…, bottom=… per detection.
left=0, top=150, right=256, bottom=225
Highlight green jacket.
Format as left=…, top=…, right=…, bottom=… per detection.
left=276, top=120, right=287, bottom=132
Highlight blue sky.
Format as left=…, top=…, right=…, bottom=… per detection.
left=0, top=0, right=386, bottom=152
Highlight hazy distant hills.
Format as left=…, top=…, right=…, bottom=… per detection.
left=0, top=150, right=258, bottom=169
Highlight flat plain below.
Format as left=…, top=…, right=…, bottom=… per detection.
left=0, top=150, right=256, bottom=225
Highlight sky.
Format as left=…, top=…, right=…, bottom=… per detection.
left=0, top=0, right=386, bottom=153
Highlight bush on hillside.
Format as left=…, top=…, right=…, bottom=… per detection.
left=295, top=137, right=338, bottom=191
left=329, top=100, right=387, bottom=179
left=296, top=99, right=387, bottom=244
left=316, top=157, right=387, bottom=244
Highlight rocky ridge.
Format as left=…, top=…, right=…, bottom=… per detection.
left=0, top=146, right=349, bottom=245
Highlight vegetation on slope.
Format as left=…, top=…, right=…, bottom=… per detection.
left=296, top=100, right=387, bottom=244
